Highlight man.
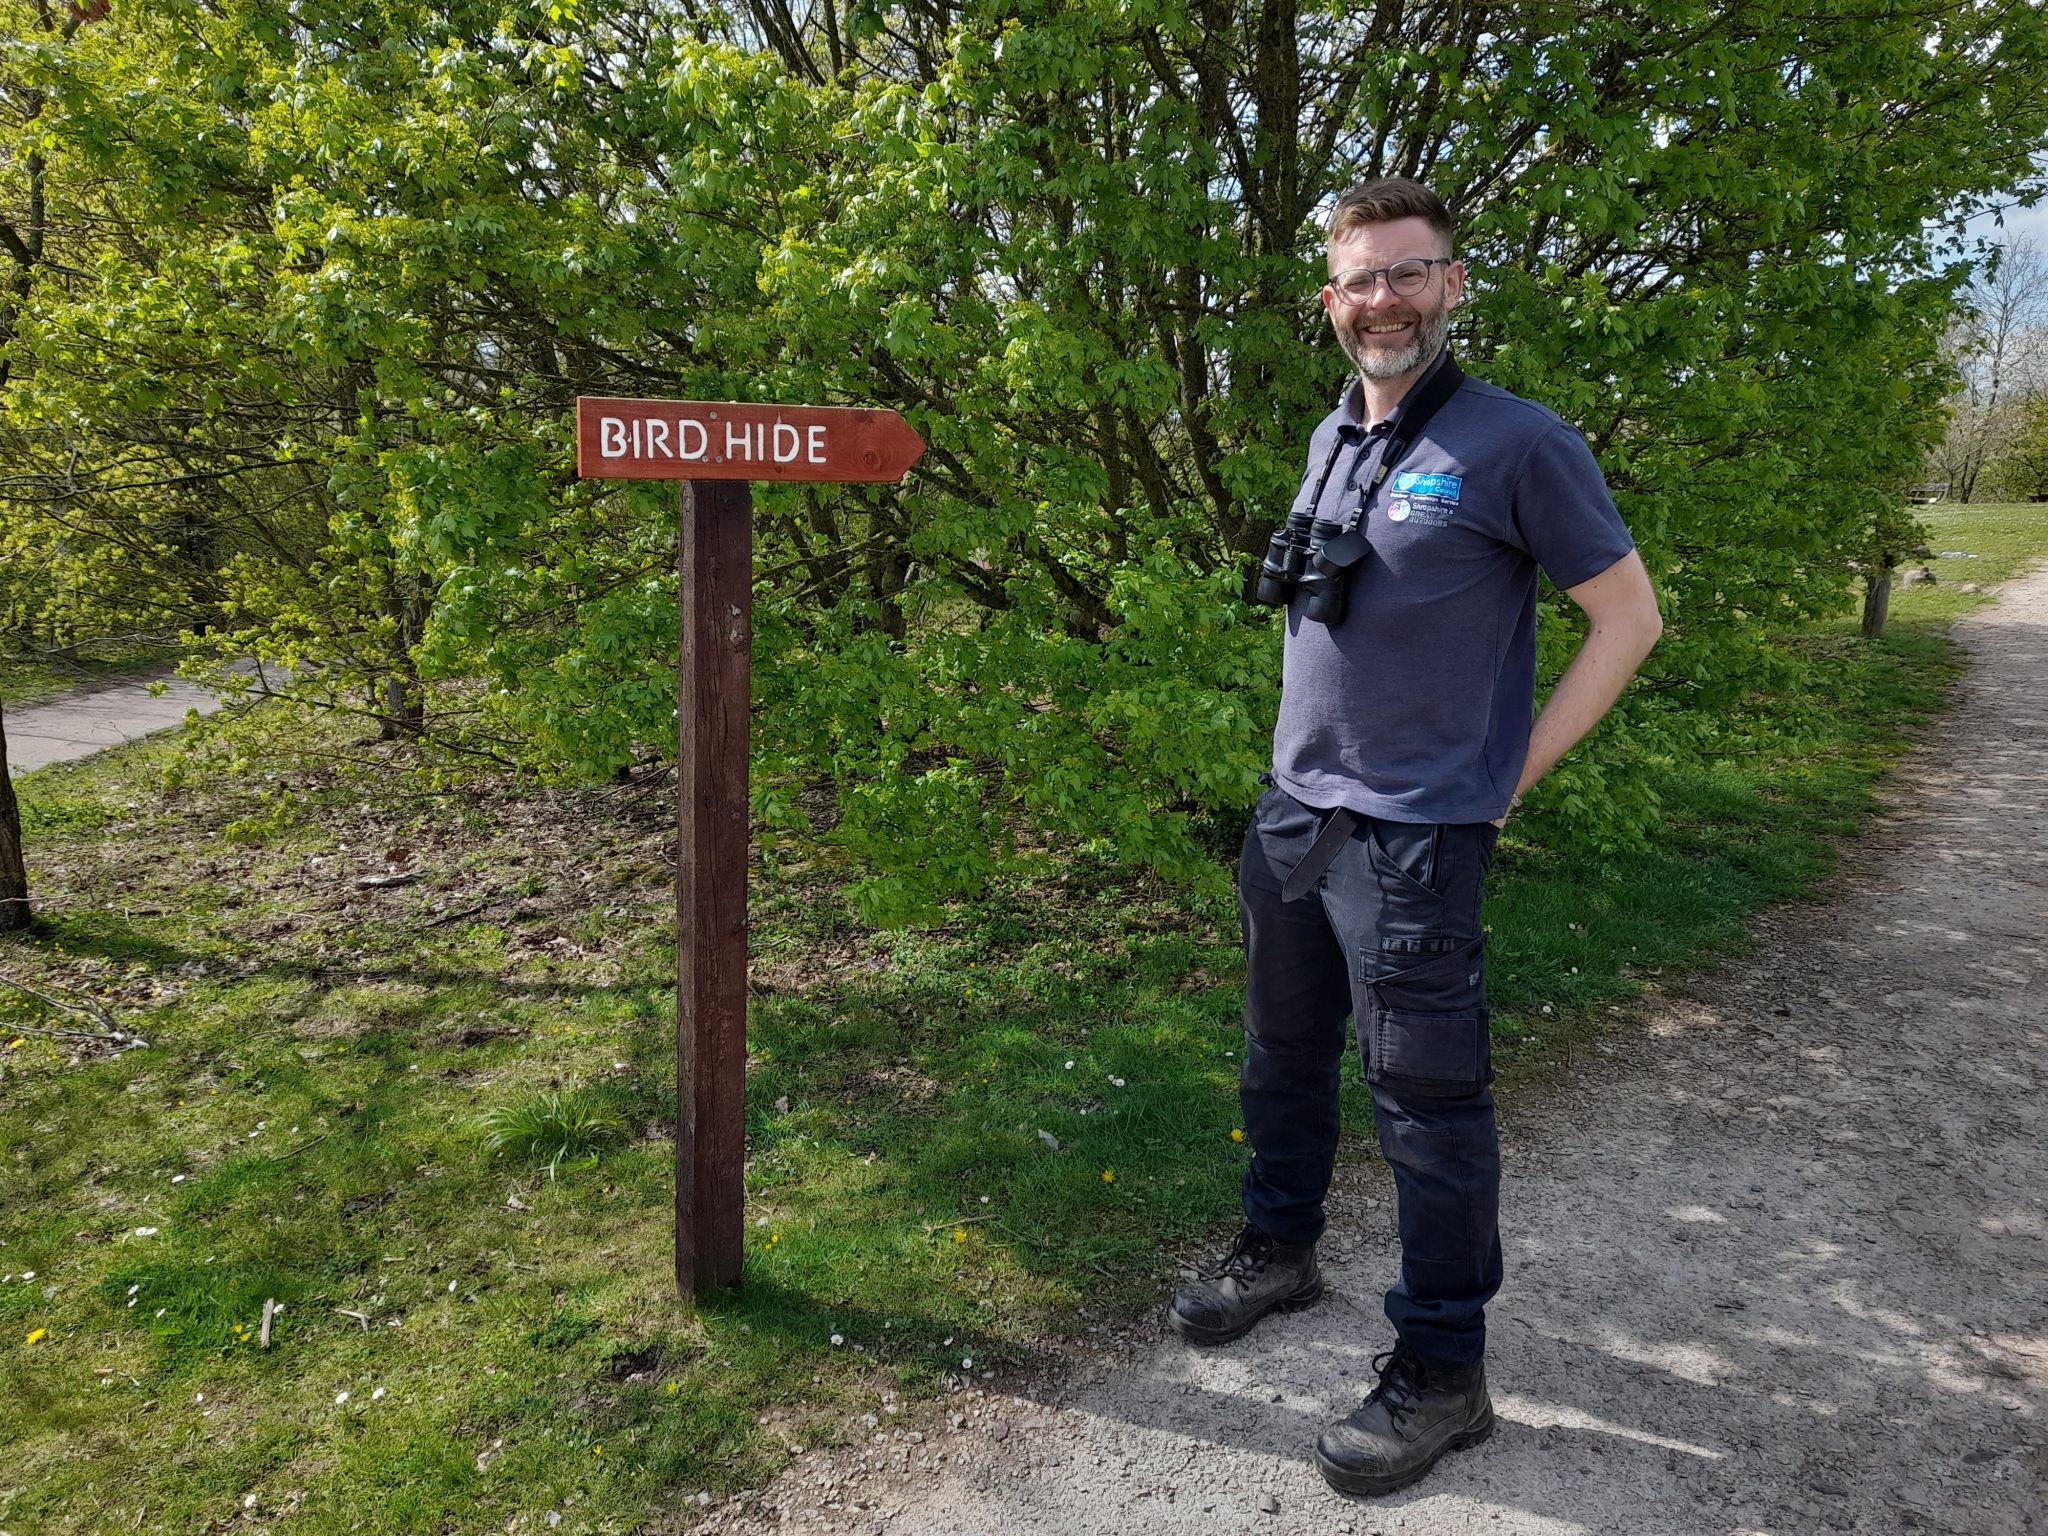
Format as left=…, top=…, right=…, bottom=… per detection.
left=1167, top=177, right=1662, bottom=1497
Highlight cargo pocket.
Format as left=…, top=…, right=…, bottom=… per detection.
left=1359, top=938, right=1492, bottom=1099
left=1369, top=1008, right=1492, bottom=1098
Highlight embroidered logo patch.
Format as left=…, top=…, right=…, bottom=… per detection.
left=1385, top=471, right=1462, bottom=528
left=1392, top=472, right=1462, bottom=501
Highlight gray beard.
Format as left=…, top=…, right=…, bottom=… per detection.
left=1340, top=299, right=1453, bottom=381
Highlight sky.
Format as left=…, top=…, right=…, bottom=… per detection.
left=1959, top=198, right=2048, bottom=255
left=1950, top=152, right=2048, bottom=261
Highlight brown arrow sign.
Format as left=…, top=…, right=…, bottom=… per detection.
left=576, top=398, right=926, bottom=483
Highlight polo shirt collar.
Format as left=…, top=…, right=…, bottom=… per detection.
left=1341, top=347, right=1452, bottom=435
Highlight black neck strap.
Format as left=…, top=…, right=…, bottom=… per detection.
left=1298, top=352, right=1467, bottom=531
left=1366, top=351, right=1465, bottom=499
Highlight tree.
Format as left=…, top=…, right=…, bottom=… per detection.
left=7, top=0, right=2048, bottom=915
left=1859, top=497, right=1929, bottom=640
left=1929, top=235, right=2048, bottom=501
left=0, top=703, right=26, bottom=932
left=1, top=0, right=115, bottom=933
left=2004, top=393, right=2048, bottom=502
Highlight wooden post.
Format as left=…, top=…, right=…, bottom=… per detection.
left=676, top=479, right=752, bottom=1294
left=573, top=397, right=922, bottom=1298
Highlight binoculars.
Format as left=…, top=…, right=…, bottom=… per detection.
left=1254, top=514, right=1372, bottom=626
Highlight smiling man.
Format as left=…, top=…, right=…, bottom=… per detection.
left=1167, top=177, right=1662, bottom=1497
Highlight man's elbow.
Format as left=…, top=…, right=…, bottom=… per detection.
left=1634, top=604, right=1663, bottom=656
left=1594, top=598, right=1661, bottom=668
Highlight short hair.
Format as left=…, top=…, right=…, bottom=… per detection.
left=1328, top=177, right=1455, bottom=254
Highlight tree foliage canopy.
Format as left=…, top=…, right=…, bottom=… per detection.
left=6, top=0, right=2047, bottom=916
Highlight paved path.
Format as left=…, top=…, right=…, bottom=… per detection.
left=696, top=570, right=2048, bottom=1536
left=4, top=669, right=267, bottom=776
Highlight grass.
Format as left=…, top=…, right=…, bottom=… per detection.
left=481, top=1088, right=631, bottom=1179
left=0, top=501, right=2041, bottom=1534
left=1874, top=500, right=2048, bottom=624
left=0, top=639, right=182, bottom=708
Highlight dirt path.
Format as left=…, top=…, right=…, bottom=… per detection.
left=694, top=569, right=2048, bottom=1536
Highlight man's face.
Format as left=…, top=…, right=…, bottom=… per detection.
left=1321, top=216, right=1463, bottom=382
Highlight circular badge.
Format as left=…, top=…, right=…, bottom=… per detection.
left=1386, top=497, right=1411, bottom=523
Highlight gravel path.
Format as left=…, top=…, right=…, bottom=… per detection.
left=691, top=567, right=2048, bottom=1536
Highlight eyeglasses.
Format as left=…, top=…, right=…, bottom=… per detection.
left=1326, top=258, right=1454, bottom=302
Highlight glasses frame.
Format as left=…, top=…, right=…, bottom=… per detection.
left=1325, top=257, right=1456, bottom=303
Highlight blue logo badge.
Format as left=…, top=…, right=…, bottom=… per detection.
left=1392, top=471, right=1462, bottom=502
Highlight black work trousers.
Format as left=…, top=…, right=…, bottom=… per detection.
left=1237, top=783, right=1502, bottom=1368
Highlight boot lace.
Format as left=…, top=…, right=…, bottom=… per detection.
left=1364, top=1343, right=1428, bottom=1426
left=1213, top=1225, right=1275, bottom=1283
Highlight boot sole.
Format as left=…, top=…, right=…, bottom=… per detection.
left=1166, top=1274, right=1325, bottom=1345
left=1313, top=1408, right=1495, bottom=1497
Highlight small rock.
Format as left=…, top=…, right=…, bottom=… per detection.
left=1260, top=1492, right=1280, bottom=1514
left=987, top=1421, right=1009, bottom=1441
left=1899, top=565, right=1936, bottom=586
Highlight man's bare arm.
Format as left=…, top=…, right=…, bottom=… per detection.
left=1495, top=549, right=1662, bottom=824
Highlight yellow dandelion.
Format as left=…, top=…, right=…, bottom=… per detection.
left=5, top=1038, right=21, bottom=1050
left=952, top=1228, right=968, bottom=1243
left=25, top=1328, right=47, bottom=1345
left=1230, top=1128, right=1245, bottom=1144
left=666, top=1381, right=680, bottom=1395
left=593, top=1444, right=603, bottom=1455
left=1101, top=1169, right=1115, bottom=1184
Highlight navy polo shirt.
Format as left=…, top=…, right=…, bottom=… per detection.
left=1271, top=353, right=1636, bottom=825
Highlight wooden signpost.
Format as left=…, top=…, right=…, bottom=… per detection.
left=575, top=397, right=926, bottom=1296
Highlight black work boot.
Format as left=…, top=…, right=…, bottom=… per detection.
left=1166, top=1223, right=1323, bottom=1344
left=1314, top=1342, right=1493, bottom=1496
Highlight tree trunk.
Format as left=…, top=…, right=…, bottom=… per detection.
left=376, top=579, right=428, bottom=739
left=0, top=703, right=31, bottom=932
left=1861, top=567, right=1893, bottom=640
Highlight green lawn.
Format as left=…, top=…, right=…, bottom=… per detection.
left=1, top=501, right=2041, bottom=1534
left=1871, top=499, right=2048, bottom=626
